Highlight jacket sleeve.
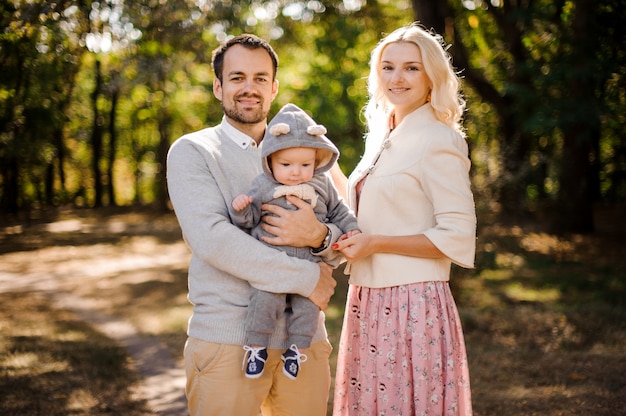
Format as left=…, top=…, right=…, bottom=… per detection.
left=228, top=175, right=265, bottom=229
left=310, top=176, right=359, bottom=268
left=323, top=177, right=360, bottom=234
left=420, top=131, right=477, bottom=268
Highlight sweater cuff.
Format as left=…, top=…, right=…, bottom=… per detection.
left=310, top=223, right=341, bottom=257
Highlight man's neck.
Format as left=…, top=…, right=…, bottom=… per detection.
left=224, top=116, right=266, bottom=144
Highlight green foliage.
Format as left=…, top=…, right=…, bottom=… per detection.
left=1, top=0, right=625, bottom=228
left=266, top=1, right=413, bottom=172
left=449, top=0, right=626, bottom=230
left=1, top=1, right=91, bottom=209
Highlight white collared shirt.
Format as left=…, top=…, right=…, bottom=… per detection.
left=220, top=116, right=259, bottom=149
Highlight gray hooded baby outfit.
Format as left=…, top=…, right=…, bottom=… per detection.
left=230, top=103, right=359, bottom=348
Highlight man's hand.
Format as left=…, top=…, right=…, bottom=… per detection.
left=260, top=195, right=327, bottom=247
left=308, top=262, right=336, bottom=310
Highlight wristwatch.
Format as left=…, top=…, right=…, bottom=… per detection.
left=311, top=226, right=332, bottom=254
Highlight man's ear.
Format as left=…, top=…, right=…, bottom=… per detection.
left=213, top=78, right=223, bottom=102
left=271, top=79, right=279, bottom=100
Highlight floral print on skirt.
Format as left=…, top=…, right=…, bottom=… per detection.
left=333, top=282, right=472, bottom=416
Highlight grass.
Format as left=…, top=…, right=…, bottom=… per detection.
left=1, top=205, right=625, bottom=415
left=459, top=217, right=626, bottom=415
left=0, top=291, right=151, bottom=415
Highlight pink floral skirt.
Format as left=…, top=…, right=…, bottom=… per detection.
left=333, top=282, right=472, bottom=415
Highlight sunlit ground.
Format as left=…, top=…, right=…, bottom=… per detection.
left=1, top=206, right=625, bottom=415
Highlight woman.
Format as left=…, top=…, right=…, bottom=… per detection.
left=332, top=23, right=476, bottom=415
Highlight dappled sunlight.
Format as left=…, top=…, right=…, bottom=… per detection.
left=45, top=219, right=84, bottom=233
left=502, top=281, right=561, bottom=303
left=494, top=252, right=526, bottom=268
left=0, top=292, right=153, bottom=415
left=0, top=235, right=190, bottom=295
left=132, top=306, right=191, bottom=336
left=2, top=209, right=624, bottom=415
left=456, top=277, right=500, bottom=308
left=324, top=303, right=345, bottom=322
left=0, top=211, right=190, bottom=414
left=481, top=268, right=514, bottom=280
left=460, top=219, right=626, bottom=415
left=56, top=330, right=89, bottom=342
left=2, top=352, right=67, bottom=375
left=67, top=389, right=99, bottom=411
left=520, top=232, right=580, bottom=259
left=470, top=221, right=626, bottom=309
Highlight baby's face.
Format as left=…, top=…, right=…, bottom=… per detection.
left=269, top=147, right=317, bottom=186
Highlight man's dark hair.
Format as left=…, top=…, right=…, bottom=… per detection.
left=211, top=34, right=279, bottom=83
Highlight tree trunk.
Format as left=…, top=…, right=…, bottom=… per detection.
left=1, top=158, right=20, bottom=213
left=91, top=58, right=104, bottom=207
left=556, top=128, right=595, bottom=233
left=554, top=0, right=597, bottom=233
left=45, top=161, right=54, bottom=205
left=497, top=118, right=532, bottom=217
left=411, top=0, right=447, bottom=34
left=53, top=128, right=67, bottom=200
left=156, top=114, right=171, bottom=211
left=107, top=84, right=119, bottom=207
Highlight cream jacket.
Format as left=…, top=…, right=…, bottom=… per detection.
left=346, top=104, right=476, bottom=288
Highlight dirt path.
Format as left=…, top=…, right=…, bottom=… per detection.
left=3, top=207, right=625, bottom=415
left=50, top=291, right=188, bottom=415
left=0, top=272, right=188, bottom=415
left=0, top=212, right=191, bottom=415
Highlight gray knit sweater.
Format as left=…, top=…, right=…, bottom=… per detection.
left=167, top=119, right=335, bottom=348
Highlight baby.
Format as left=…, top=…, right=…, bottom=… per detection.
left=230, top=103, right=359, bottom=380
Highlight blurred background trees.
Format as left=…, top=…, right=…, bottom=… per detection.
left=1, top=0, right=624, bottom=234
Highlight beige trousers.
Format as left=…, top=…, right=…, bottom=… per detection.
left=184, top=337, right=332, bottom=416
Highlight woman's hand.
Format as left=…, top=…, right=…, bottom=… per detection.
left=332, top=232, right=374, bottom=263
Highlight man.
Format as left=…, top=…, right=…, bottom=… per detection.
left=167, top=34, right=340, bottom=415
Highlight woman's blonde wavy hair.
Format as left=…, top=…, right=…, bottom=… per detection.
left=364, top=22, right=466, bottom=137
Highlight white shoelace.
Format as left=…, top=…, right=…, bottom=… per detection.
left=283, top=344, right=308, bottom=364
left=242, top=345, right=267, bottom=370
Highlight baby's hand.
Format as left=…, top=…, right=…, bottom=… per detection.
left=337, top=230, right=361, bottom=242
left=232, top=194, right=253, bottom=211
left=346, top=230, right=361, bottom=238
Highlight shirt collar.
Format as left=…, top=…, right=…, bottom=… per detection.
left=220, top=116, right=259, bottom=149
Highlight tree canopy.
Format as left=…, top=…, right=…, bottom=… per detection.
left=1, top=0, right=624, bottom=234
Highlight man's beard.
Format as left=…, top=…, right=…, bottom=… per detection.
left=222, top=94, right=268, bottom=124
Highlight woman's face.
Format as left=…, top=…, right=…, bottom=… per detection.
left=379, top=41, right=432, bottom=122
